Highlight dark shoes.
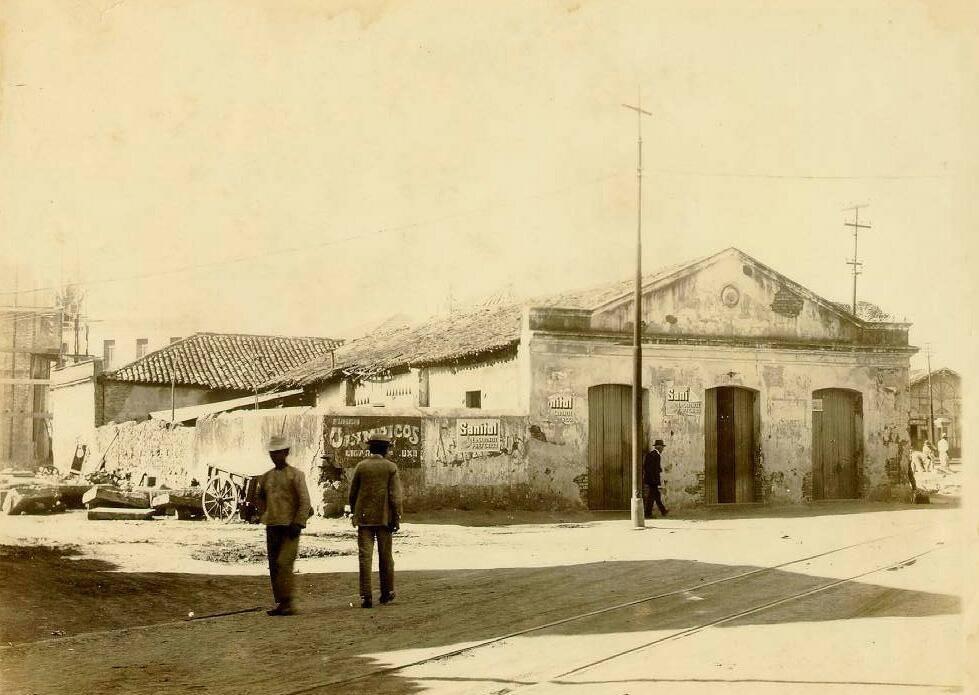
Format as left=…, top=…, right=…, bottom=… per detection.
left=379, top=592, right=396, bottom=605
left=361, top=595, right=373, bottom=609
left=267, top=603, right=297, bottom=616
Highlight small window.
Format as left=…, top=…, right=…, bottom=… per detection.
left=465, top=390, right=482, bottom=409
left=136, top=338, right=149, bottom=359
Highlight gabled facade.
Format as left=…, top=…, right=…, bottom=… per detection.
left=527, top=248, right=914, bottom=509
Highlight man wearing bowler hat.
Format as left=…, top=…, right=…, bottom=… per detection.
left=349, top=433, right=403, bottom=608
left=256, top=434, right=313, bottom=616
left=643, top=438, right=669, bottom=518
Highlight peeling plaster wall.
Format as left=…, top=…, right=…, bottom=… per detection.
left=593, top=253, right=861, bottom=344
left=529, top=337, right=911, bottom=509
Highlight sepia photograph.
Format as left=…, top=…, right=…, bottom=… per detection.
left=1, top=1, right=976, bottom=693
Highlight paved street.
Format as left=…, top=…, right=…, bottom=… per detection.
left=0, top=502, right=965, bottom=694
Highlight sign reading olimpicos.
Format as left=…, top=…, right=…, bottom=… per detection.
left=323, top=416, right=423, bottom=468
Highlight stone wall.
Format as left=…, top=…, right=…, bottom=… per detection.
left=91, top=419, right=196, bottom=488
left=529, top=337, right=912, bottom=509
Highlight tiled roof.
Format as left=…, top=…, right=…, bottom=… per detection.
left=269, top=304, right=524, bottom=389
left=830, top=300, right=894, bottom=323
left=104, top=333, right=341, bottom=390
left=267, top=256, right=711, bottom=390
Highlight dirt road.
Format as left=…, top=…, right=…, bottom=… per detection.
left=0, top=502, right=965, bottom=694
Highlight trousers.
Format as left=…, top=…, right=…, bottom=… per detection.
left=358, top=525, right=394, bottom=598
left=643, top=484, right=667, bottom=517
left=266, top=525, right=300, bottom=605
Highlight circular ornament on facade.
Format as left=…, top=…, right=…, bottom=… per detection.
left=720, top=284, right=740, bottom=307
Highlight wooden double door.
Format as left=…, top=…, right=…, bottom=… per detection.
left=705, top=387, right=756, bottom=504
left=587, top=384, right=645, bottom=510
left=811, top=389, right=863, bottom=500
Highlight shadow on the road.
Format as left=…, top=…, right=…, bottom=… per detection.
left=405, top=499, right=959, bottom=527
left=1, top=545, right=961, bottom=695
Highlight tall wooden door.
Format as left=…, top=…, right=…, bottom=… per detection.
left=587, top=384, right=633, bottom=510
left=705, top=387, right=756, bottom=504
left=812, top=389, right=862, bottom=500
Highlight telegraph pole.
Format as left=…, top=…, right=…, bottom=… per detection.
left=623, top=92, right=652, bottom=530
left=843, top=205, right=871, bottom=316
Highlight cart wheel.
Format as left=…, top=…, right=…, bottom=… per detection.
left=202, top=477, right=239, bottom=522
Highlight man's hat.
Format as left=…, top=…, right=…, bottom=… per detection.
left=653, top=439, right=666, bottom=447
left=267, top=435, right=290, bottom=452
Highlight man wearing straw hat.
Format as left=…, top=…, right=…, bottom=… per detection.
left=349, top=433, right=403, bottom=608
left=256, top=434, right=313, bottom=616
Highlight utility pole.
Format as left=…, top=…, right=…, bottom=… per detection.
left=623, top=92, right=652, bottom=530
left=843, top=205, right=871, bottom=316
left=926, top=344, right=935, bottom=443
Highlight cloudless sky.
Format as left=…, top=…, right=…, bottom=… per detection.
left=2, top=0, right=976, bottom=373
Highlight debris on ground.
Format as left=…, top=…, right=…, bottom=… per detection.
left=82, top=485, right=152, bottom=510
left=190, top=539, right=355, bottom=564
left=151, top=488, right=205, bottom=520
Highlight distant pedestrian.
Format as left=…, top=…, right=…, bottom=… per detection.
left=256, top=435, right=313, bottom=616
left=643, top=438, right=669, bottom=518
left=349, top=434, right=404, bottom=608
left=937, top=434, right=950, bottom=471
left=921, top=440, right=935, bottom=471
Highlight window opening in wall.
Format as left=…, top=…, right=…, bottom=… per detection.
left=136, top=338, right=148, bottom=359
left=465, top=390, right=482, bottom=409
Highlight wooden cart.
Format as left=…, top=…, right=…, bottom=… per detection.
left=200, top=455, right=270, bottom=523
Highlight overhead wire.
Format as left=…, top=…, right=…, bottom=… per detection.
left=0, top=163, right=947, bottom=299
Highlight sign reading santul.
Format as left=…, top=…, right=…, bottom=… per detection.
left=456, top=418, right=501, bottom=453
left=324, top=416, right=422, bottom=468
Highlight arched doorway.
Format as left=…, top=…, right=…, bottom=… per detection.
left=587, top=384, right=645, bottom=510
left=705, top=387, right=757, bottom=504
left=812, top=388, right=863, bottom=500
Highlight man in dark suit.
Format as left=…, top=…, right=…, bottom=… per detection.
left=643, top=438, right=669, bottom=518
left=349, top=434, right=404, bottom=608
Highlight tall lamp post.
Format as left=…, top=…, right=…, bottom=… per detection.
left=623, top=93, right=652, bottom=529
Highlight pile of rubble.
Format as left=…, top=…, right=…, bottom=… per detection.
left=1, top=467, right=205, bottom=521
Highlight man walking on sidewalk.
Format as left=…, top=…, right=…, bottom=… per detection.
left=349, top=434, right=404, bottom=609
left=256, top=435, right=313, bottom=616
left=643, top=438, right=669, bottom=519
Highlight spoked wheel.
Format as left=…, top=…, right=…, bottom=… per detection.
left=202, top=477, right=240, bottom=522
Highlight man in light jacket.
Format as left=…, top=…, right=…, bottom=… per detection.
left=349, top=434, right=404, bottom=608
left=256, top=435, right=313, bottom=616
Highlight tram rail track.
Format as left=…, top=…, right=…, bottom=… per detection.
left=273, top=524, right=942, bottom=695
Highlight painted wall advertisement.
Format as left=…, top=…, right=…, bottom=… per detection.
left=546, top=393, right=576, bottom=424
left=323, top=416, right=422, bottom=468
left=456, top=418, right=501, bottom=453
left=664, top=386, right=702, bottom=416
